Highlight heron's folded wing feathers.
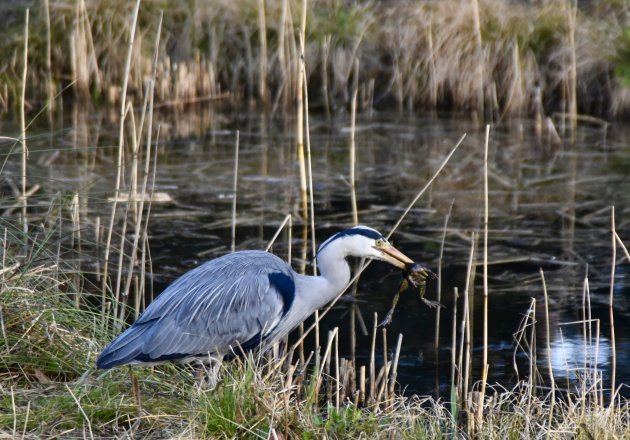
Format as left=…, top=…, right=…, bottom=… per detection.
left=105, top=251, right=294, bottom=365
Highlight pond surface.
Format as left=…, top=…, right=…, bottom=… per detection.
left=2, top=108, right=629, bottom=398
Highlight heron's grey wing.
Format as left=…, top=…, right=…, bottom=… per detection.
left=96, top=251, right=295, bottom=368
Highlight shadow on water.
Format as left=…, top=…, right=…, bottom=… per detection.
left=1, top=107, right=629, bottom=398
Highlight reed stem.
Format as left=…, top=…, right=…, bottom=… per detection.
left=20, top=9, right=29, bottom=241
left=231, top=131, right=240, bottom=253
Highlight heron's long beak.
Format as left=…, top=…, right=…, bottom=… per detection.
left=375, top=244, right=414, bottom=269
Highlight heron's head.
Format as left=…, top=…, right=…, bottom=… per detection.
left=316, top=226, right=413, bottom=269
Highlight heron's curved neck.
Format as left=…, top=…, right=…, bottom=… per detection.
left=298, top=243, right=352, bottom=310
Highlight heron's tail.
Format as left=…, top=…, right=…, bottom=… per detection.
left=96, top=324, right=150, bottom=369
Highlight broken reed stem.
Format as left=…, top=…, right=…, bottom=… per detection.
left=102, top=0, right=141, bottom=315
left=231, top=131, right=240, bottom=253
left=436, top=201, right=454, bottom=348
left=540, top=268, right=555, bottom=439
left=265, top=214, right=292, bottom=252
left=376, top=328, right=389, bottom=405
left=389, top=333, right=403, bottom=399
left=20, top=9, right=29, bottom=240
left=608, top=207, right=616, bottom=400
left=481, top=124, right=490, bottom=411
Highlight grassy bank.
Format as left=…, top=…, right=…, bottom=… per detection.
left=0, top=219, right=628, bottom=438
left=1, top=0, right=630, bottom=118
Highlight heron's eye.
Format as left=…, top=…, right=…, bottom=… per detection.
left=375, top=238, right=385, bottom=247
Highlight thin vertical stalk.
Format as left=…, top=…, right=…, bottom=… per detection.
left=369, top=312, right=377, bottom=404
left=450, top=287, right=458, bottom=415
left=299, top=36, right=316, bottom=269
left=481, top=124, right=490, bottom=409
left=389, top=333, right=403, bottom=399
left=462, top=233, right=476, bottom=409
left=608, top=207, right=616, bottom=400
left=43, top=0, right=54, bottom=117
left=231, top=131, right=240, bottom=253
left=435, top=200, right=454, bottom=348
left=540, top=268, right=555, bottom=439
left=567, top=0, right=578, bottom=131
left=349, top=73, right=359, bottom=226
left=296, top=0, right=308, bottom=219
left=20, top=9, right=29, bottom=239
left=470, top=0, right=484, bottom=116
left=258, top=0, right=268, bottom=104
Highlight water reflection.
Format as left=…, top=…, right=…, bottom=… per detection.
left=548, top=331, right=612, bottom=379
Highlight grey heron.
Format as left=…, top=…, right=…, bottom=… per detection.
left=96, top=226, right=413, bottom=370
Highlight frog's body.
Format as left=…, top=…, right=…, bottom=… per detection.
left=380, top=262, right=439, bottom=327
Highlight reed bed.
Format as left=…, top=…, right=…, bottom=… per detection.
left=1, top=0, right=629, bottom=117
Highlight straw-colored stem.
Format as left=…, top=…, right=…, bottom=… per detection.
left=462, top=232, right=476, bottom=411
left=471, top=0, right=484, bottom=116
left=450, top=286, right=458, bottom=411
left=608, top=207, right=616, bottom=401
left=481, top=124, right=490, bottom=411
left=567, top=0, right=578, bottom=131
left=388, top=333, right=403, bottom=399
left=266, top=214, right=292, bottom=252
left=20, top=9, right=29, bottom=239
left=43, top=0, right=54, bottom=116
left=350, top=77, right=359, bottom=226
left=299, top=36, right=316, bottom=270
left=540, top=268, right=555, bottom=439
left=436, top=200, right=454, bottom=348
left=369, top=312, right=377, bottom=404
left=258, top=0, right=268, bottom=104
left=231, top=131, right=240, bottom=253
left=296, top=0, right=308, bottom=219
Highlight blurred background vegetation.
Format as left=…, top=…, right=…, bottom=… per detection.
left=0, top=0, right=629, bottom=118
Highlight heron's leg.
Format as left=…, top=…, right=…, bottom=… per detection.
left=128, top=366, right=142, bottom=410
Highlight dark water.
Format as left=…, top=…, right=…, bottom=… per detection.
left=2, top=109, right=629, bottom=398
